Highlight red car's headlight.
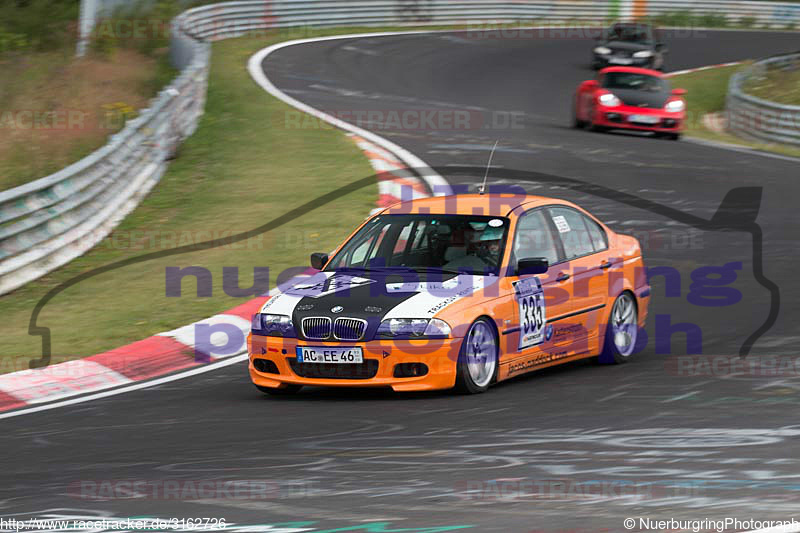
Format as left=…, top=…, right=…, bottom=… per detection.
left=665, top=99, right=686, bottom=113
left=598, top=93, right=621, bottom=107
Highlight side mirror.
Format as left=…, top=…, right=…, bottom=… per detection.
left=584, top=79, right=600, bottom=90
left=310, top=252, right=329, bottom=270
left=517, top=257, right=549, bottom=276
left=671, top=88, right=687, bottom=96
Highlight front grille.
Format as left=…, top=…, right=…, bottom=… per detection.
left=288, top=358, right=379, bottom=379
left=301, top=317, right=331, bottom=340
left=333, top=317, right=367, bottom=341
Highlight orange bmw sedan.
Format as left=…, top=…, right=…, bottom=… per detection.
left=249, top=193, right=649, bottom=394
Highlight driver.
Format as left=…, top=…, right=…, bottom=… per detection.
left=443, top=225, right=503, bottom=272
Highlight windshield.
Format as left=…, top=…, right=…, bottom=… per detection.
left=327, top=214, right=510, bottom=275
left=602, top=72, right=667, bottom=92
left=605, top=24, right=653, bottom=44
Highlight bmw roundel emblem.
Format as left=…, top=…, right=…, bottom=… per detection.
left=331, top=305, right=344, bottom=314
left=545, top=324, right=553, bottom=341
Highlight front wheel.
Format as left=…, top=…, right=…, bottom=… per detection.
left=598, top=292, right=639, bottom=364
left=455, top=318, right=498, bottom=394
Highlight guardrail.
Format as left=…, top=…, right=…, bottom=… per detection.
left=0, top=29, right=209, bottom=295
left=727, top=52, right=800, bottom=147
left=4, top=0, right=800, bottom=295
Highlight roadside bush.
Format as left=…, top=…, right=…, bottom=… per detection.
left=0, top=0, right=80, bottom=53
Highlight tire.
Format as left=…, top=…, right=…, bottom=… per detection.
left=668, top=133, right=681, bottom=141
left=589, top=122, right=606, bottom=133
left=598, top=292, right=639, bottom=365
left=573, top=113, right=586, bottom=129
left=256, top=384, right=302, bottom=396
left=455, top=318, right=499, bottom=394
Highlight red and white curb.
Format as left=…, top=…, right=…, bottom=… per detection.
left=0, top=295, right=271, bottom=414
left=349, top=134, right=430, bottom=212
left=0, top=32, right=445, bottom=417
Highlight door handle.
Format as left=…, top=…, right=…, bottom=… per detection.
left=556, top=272, right=571, bottom=282
left=600, top=261, right=612, bottom=269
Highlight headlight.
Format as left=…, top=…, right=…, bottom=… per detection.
left=252, top=313, right=295, bottom=337
left=665, top=99, right=685, bottom=113
left=633, top=50, right=653, bottom=58
left=376, top=318, right=451, bottom=339
left=598, top=93, right=621, bottom=107
left=594, top=46, right=611, bottom=55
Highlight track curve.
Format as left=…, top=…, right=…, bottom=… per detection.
left=3, top=28, right=800, bottom=533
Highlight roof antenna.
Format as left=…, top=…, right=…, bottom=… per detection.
left=479, top=140, right=499, bottom=195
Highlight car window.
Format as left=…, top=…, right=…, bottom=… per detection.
left=327, top=214, right=510, bottom=275
left=602, top=72, right=667, bottom=93
left=584, top=216, right=608, bottom=252
left=548, top=207, right=597, bottom=260
left=512, top=209, right=559, bottom=266
left=349, top=222, right=390, bottom=266
left=606, top=24, right=653, bottom=44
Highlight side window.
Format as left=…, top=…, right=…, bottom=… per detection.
left=548, top=207, right=596, bottom=260
left=513, top=209, right=559, bottom=266
left=584, top=216, right=608, bottom=252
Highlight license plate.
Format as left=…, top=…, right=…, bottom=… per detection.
left=296, top=346, right=363, bottom=364
left=609, top=57, right=632, bottom=65
left=629, top=114, right=659, bottom=125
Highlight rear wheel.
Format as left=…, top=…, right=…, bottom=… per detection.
left=256, top=384, right=302, bottom=396
left=455, top=318, right=498, bottom=394
left=598, top=292, right=638, bottom=364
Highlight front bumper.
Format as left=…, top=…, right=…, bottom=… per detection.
left=593, top=105, right=684, bottom=133
left=248, top=334, right=463, bottom=392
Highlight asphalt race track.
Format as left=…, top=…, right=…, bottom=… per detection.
left=3, top=29, right=800, bottom=532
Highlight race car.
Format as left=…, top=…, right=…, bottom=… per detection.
left=592, top=22, right=667, bottom=70
left=573, top=67, right=687, bottom=139
left=248, top=193, right=650, bottom=395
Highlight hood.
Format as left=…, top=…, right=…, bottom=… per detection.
left=603, top=40, right=651, bottom=53
left=609, top=88, right=670, bottom=109
left=261, top=270, right=498, bottom=341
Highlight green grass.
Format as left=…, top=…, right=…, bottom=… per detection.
left=669, top=64, right=800, bottom=158
left=742, top=63, right=800, bottom=106
left=0, top=32, right=377, bottom=367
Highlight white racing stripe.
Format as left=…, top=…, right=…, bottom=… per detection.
left=383, top=274, right=497, bottom=320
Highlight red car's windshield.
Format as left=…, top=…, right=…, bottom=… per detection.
left=602, top=72, right=667, bottom=93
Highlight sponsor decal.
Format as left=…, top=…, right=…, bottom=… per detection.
left=288, top=274, right=376, bottom=299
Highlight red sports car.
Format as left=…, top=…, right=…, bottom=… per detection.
left=573, top=67, right=687, bottom=140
